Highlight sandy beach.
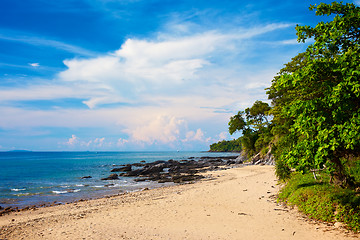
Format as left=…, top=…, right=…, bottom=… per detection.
left=0, top=165, right=358, bottom=240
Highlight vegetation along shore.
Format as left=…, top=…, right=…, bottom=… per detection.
left=210, top=2, right=360, bottom=233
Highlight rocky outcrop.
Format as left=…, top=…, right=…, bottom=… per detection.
left=81, top=176, right=92, bottom=179
left=105, top=155, right=240, bottom=184
left=100, top=151, right=274, bottom=185
left=251, top=148, right=275, bottom=165
left=110, top=165, right=132, bottom=172
left=235, top=153, right=248, bottom=164
left=101, top=173, right=119, bottom=180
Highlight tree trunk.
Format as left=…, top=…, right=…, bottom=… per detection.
left=330, top=158, right=354, bottom=188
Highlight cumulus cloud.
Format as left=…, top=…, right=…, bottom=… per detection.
left=93, top=137, right=105, bottom=147
left=117, top=138, right=129, bottom=146
left=0, top=21, right=297, bottom=150
left=124, top=115, right=185, bottom=144
left=0, top=23, right=291, bottom=110
left=56, top=23, right=291, bottom=108
left=183, top=129, right=209, bottom=142
left=67, top=135, right=78, bottom=145
left=64, top=135, right=108, bottom=149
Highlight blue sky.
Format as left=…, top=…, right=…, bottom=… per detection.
left=0, top=0, right=357, bottom=151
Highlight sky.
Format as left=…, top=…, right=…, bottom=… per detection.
left=0, top=0, right=358, bottom=151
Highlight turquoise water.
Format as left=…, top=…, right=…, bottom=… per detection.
left=0, top=151, right=238, bottom=208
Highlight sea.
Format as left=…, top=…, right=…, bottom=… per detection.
left=0, top=151, right=238, bottom=209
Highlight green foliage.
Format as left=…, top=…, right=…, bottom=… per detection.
left=268, top=2, right=360, bottom=186
left=348, top=157, right=360, bottom=183
left=279, top=172, right=360, bottom=232
left=209, top=139, right=242, bottom=152
left=275, top=157, right=291, bottom=181
left=228, top=101, right=272, bottom=157
left=229, top=112, right=246, bottom=135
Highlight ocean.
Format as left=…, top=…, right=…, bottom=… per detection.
left=0, top=151, right=238, bottom=208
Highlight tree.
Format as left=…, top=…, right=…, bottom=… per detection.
left=209, top=139, right=242, bottom=152
left=228, top=101, right=272, bottom=156
left=268, top=2, right=360, bottom=186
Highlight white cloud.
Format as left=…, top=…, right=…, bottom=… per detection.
left=0, top=23, right=290, bottom=110
left=67, top=135, right=78, bottom=145
left=0, top=84, right=107, bottom=103
left=218, top=132, right=228, bottom=140
left=64, top=135, right=109, bottom=149
left=244, top=70, right=279, bottom=90
left=93, top=137, right=105, bottom=147
left=29, top=63, right=40, bottom=67
left=117, top=138, right=129, bottom=146
left=124, top=115, right=185, bottom=144
left=0, top=22, right=297, bottom=150
left=0, top=30, right=97, bottom=57
left=56, top=23, right=291, bottom=108
left=278, top=39, right=299, bottom=45
left=183, top=129, right=208, bottom=142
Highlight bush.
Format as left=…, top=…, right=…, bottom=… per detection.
left=278, top=172, right=360, bottom=232
left=275, top=158, right=291, bottom=181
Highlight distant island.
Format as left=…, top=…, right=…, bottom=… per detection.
left=209, top=139, right=242, bottom=152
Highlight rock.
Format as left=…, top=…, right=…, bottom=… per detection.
left=113, top=155, right=239, bottom=184
left=200, top=156, right=237, bottom=160
left=334, top=222, right=344, bottom=228
left=132, top=163, right=145, bottom=167
left=81, top=176, right=92, bottom=179
left=172, top=174, right=204, bottom=183
left=235, top=153, right=247, bottom=164
left=251, top=147, right=275, bottom=166
left=133, top=178, right=148, bottom=182
left=0, top=207, right=15, bottom=216
left=158, top=178, right=173, bottom=183
left=120, top=169, right=144, bottom=177
left=168, top=165, right=180, bottom=173
left=252, top=153, right=261, bottom=164
left=151, top=160, right=167, bottom=165
left=101, top=173, right=119, bottom=180
left=141, top=165, right=164, bottom=175
left=111, top=165, right=132, bottom=172
left=226, top=160, right=236, bottom=165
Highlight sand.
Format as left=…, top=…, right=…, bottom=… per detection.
left=0, top=165, right=358, bottom=240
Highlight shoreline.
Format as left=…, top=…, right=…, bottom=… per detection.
left=0, top=180, right=176, bottom=215
left=0, top=152, right=239, bottom=211
left=0, top=165, right=358, bottom=239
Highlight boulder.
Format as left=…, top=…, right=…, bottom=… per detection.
left=171, top=174, right=204, bottom=183
left=226, top=160, right=236, bottom=165
left=235, top=153, right=247, bottom=164
left=111, top=164, right=132, bottom=172
left=101, top=173, right=119, bottom=180
left=138, top=165, right=164, bottom=176
left=120, top=169, right=143, bottom=177
left=81, top=176, right=92, bottom=179
left=107, top=154, right=240, bottom=184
